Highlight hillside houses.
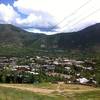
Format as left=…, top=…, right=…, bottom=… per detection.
left=12, top=65, right=31, bottom=71
left=0, top=56, right=98, bottom=85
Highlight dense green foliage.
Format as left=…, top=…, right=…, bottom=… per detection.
left=0, top=69, right=65, bottom=84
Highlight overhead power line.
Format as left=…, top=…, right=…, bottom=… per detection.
left=50, top=0, right=92, bottom=29
left=62, top=7, right=100, bottom=32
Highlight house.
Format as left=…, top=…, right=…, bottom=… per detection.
left=13, top=65, right=31, bottom=71
left=27, top=71, right=39, bottom=75
left=42, top=64, right=55, bottom=72
left=65, top=67, right=71, bottom=70
left=76, top=77, right=89, bottom=84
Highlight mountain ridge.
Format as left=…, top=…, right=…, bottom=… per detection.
left=43, top=23, right=100, bottom=50
left=0, top=23, right=100, bottom=56
left=0, top=24, right=45, bottom=47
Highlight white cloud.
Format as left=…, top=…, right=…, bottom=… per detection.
left=15, top=11, right=57, bottom=30
left=14, top=0, right=87, bottom=22
left=25, top=28, right=57, bottom=35
left=13, top=0, right=100, bottom=33
left=0, top=4, right=19, bottom=24
left=16, top=14, right=37, bottom=25
left=0, top=3, right=57, bottom=33
left=0, top=0, right=100, bottom=34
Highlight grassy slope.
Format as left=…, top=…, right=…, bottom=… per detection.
left=0, top=86, right=100, bottom=100
left=73, top=90, right=100, bottom=100
left=0, top=83, right=100, bottom=100
left=0, top=86, right=65, bottom=100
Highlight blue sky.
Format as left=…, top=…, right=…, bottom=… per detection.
left=0, top=0, right=100, bottom=35
left=0, top=0, right=14, bottom=5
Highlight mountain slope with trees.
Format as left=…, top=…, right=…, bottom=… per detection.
left=0, top=23, right=100, bottom=56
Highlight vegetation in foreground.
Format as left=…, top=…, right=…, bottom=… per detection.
left=0, top=86, right=58, bottom=100
left=73, top=90, right=100, bottom=100
left=0, top=85, right=100, bottom=100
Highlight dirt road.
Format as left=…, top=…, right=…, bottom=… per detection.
left=0, top=84, right=99, bottom=94
left=0, top=84, right=54, bottom=94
